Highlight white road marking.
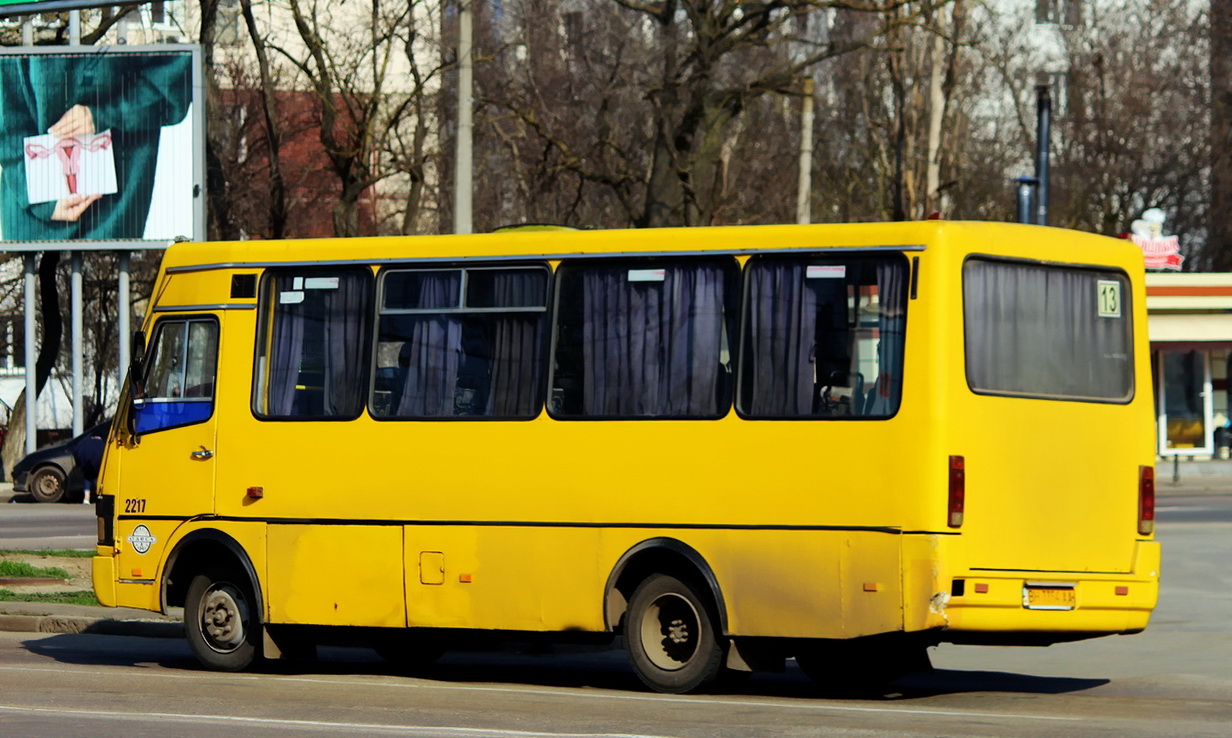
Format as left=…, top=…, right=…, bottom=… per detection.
left=0, top=705, right=667, bottom=737
left=0, top=665, right=1078, bottom=722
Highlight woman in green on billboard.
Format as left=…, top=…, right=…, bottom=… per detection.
left=0, top=51, right=191, bottom=241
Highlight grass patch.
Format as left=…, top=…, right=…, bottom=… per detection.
left=0, top=589, right=99, bottom=606
left=0, top=560, right=71, bottom=579
left=0, top=549, right=92, bottom=558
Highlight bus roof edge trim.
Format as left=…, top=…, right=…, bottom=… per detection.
left=165, top=244, right=927, bottom=275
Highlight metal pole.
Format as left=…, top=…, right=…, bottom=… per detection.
left=118, top=251, right=131, bottom=380
left=1014, top=176, right=1038, bottom=224
left=453, top=2, right=474, bottom=235
left=22, top=16, right=33, bottom=45
left=69, top=10, right=80, bottom=45
left=1034, top=84, right=1052, bottom=226
left=71, top=251, right=83, bottom=438
left=796, top=78, right=815, bottom=225
left=23, top=255, right=37, bottom=455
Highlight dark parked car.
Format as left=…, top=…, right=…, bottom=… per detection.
left=11, top=421, right=111, bottom=503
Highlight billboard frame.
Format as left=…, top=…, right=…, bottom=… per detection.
left=0, top=43, right=205, bottom=251
left=0, top=1, right=116, bottom=18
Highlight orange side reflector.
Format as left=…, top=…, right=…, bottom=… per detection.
left=247, top=486, right=264, bottom=499
left=1115, top=586, right=1129, bottom=596
left=130, top=569, right=142, bottom=578
left=974, top=583, right=990, bottom=594
left=459, top=574, right=473, bottom=583
left=862, top=582, right=881, bottom=592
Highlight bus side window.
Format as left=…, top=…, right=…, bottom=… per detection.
left=372, top=266, right=549, bottom=419
left=135, top=318, right=218, bottom=434
left=550, top=257, right=738, bottom=419
left=252, top=269, right=373, bottom=419
left=738, top=255, right=908, bottom=419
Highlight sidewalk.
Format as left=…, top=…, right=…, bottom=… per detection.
left=1154, top=457, right=1232, bottom=494
left=0, top=600, right=181, bottom=638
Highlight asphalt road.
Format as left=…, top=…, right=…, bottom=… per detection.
left=0, top=497, right=97, bottom=549
left=0, top=513, right=1228, bottom=735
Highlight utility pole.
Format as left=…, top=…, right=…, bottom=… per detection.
left=1035, top=84, right=1052, bottom=226
left=796, top=78, right=814, bottom=225
left=453, top=2, right=474, bottom=235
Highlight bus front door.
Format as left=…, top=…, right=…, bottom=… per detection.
left=114, top=314, right=222, bottom=592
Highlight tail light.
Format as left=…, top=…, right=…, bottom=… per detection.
left=1138, top=465, right=1155, bottom=536
left=96, top=495, right=115, bottom=546
left=948, top=455, right=965, bottom=528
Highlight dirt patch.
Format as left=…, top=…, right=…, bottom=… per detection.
left=0, top=552, right=91, bottom=594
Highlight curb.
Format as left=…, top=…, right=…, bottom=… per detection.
left=0, top=614, right=182, bottom=638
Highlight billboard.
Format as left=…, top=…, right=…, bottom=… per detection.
left=0, top=45, right=203, bottom=249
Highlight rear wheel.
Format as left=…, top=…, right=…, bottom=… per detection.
left=28, top=466, right=66, bottom=503
left=185, top=569, right=260, bottom=671
left=625, top=573, right=723, bottom=694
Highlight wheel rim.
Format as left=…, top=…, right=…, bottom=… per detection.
left=639, top=592, right=701, bottom=671
left=33, top=472, right=61, bottom=499
left=199, top=583, right=249, bottom=653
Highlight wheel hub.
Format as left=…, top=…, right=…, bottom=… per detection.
left=201, top=585, right=246, bottom=651
left=641, top=593, right=700, bottom=671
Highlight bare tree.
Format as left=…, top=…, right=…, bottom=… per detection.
left=471, top=1, right=955, bottom=230
left=275, top=0, right=445, bottom=237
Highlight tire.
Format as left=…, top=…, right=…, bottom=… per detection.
left=795, top=639, right=931, bottom=695
left=625, top=573, right=724, bottom=694
left=28, top=466, right=66, bottom=504
left=185, top=570, right=260, bottom=672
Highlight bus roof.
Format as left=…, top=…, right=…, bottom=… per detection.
left=159, top=221, right=1145, bottom=274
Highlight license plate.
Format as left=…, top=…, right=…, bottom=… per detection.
left=1024, top=585, right=1076, bottom=610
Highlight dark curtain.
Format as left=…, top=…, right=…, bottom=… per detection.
left=865, top=261, right=907, bottom=416
left=487, top=271, right=544, bottom=416
left=324, top=275, right=371, bottom=416
left=581, top=263, right=725, bottom=416
left=744, top=262, right=818, bottom=415
left=268, top=276, right=305, bottom=416
left=267, top=271, right=370, bottom=417
left=397, top=272, right=463, bottom=416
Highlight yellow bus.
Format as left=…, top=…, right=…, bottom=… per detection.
left=92, top=221, right=1159, bottom=694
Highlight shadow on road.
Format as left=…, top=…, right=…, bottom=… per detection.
left=20, top=632, right=1110, bottom=701
left=894, top=668, right=1110, bottom=696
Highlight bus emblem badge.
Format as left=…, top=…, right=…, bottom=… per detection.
left=127, top=525, right=157, bottom=554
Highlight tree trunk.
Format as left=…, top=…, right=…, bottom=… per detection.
left=241, top=0, right=288, bottom=239
left=1, top=252, right=64, bottom=477
left=1211, top=0, right=1232, bottom=268
left=924, top=11, right=947, bottom=216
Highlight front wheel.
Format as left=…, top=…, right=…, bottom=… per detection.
left=185, top=570, right=260, bottom=671
left=625, top=573, right=723, bottom=694
left=28, top=466, right=66, bottom=503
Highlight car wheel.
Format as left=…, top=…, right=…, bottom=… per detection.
left=185, top=569, right=260, bottom=672
left=28, top=466, right=67, bottom=504
left=625, top=573, right=724, bottom=694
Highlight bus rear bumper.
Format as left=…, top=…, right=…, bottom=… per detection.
left=937, top=540, right=1160, bottom=646
left=91, top=551, right=117, bottom=608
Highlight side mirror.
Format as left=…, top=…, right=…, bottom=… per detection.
left=127, top=331, right=147, bottom=441
left=131, top=330, right=146, bottom=370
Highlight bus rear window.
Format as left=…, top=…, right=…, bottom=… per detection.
left=963, top=259, right=1133, bottom=402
